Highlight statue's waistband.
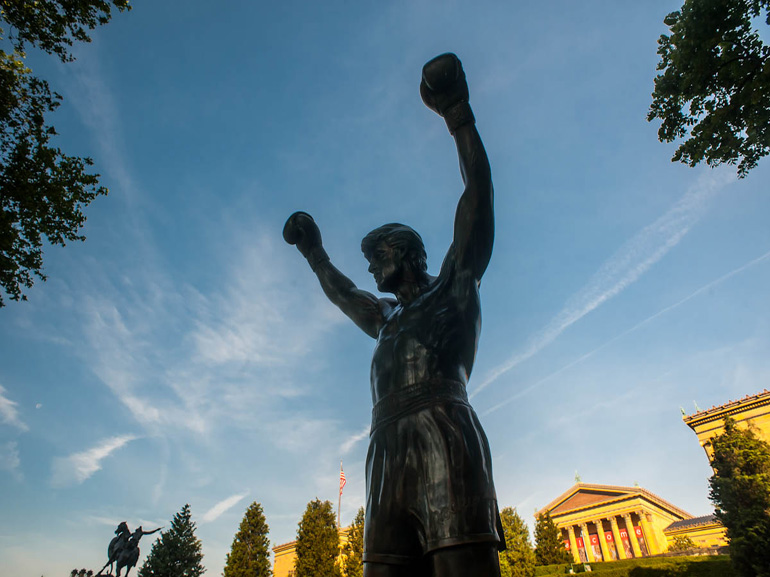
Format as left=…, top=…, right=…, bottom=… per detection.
left=370, top=380, right=469, bottom=434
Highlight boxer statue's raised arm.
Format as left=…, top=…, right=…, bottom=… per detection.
left=420, top=53, right=494, bottom=282
left=282, top=210, right=384, bottom=338
left=283, top=52, right=493, bottom=332
left=283, top=53, right=503, bottom=577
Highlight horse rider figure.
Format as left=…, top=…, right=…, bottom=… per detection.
left=97, top=522, right=161, bottom=576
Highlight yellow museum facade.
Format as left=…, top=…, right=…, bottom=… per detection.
left=272, top=527, right=350, bottom=577
left=683, top=388, right=770, bottom=461
left=537, top=390, right=770, bottom=564
left=537, top=483, right=696, bottom=564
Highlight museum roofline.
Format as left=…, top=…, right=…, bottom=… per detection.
left=272, top=540, right=297, bottom=553
left=665, top=514, right=720, bottom=532
left=683, top=389, right=770, bottom=426
left=536, top=483, right=692, bottom=519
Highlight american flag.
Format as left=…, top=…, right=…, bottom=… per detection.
left=339, top=466, right=346, bottom=495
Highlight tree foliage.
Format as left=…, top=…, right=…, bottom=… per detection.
left=648, top=0, right=770, bottom=177
left=534, top=511, right=570, bottom=566
left=709, top=417, right=770, bottom=577
left=669, top=534, right=697, bottom=551
left=138, top=504, right=205, bottom=577
left=340, top=507, right=364, bottom=577
left=499, top=507, right=535, bottom=577
left=0, top=0, right=130, bottom=306
left=294, top=499, right=341, bottom=577
left=223, top=501, right=271, bottom=577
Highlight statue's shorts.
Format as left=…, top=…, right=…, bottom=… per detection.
left=363, top=380, right=505, bottom=566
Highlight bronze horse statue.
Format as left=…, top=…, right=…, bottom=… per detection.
left=97, top=522, right=130, bottom=576
left=97, top=523, right=161, bottom=577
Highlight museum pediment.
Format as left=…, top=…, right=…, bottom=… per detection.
left=549, top=485, right=634, bottom=515
left=539, top=483, right=693, bottom=520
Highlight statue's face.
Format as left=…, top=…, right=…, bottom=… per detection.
left=367, top=241, right=402, bottom=293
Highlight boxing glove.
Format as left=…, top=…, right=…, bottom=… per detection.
left=283, top=212, right=328, bottom=270
left=420, top=53, right=475, bottom=134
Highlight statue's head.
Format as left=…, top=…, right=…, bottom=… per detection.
left=362, top=224, right=427, bottom=292
left=116, top=521, right=129, bottom=535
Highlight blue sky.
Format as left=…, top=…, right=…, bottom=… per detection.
left=2, top=1, right=769, bottom=575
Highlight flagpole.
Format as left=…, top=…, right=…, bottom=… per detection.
left=338, top=459, right=343, bottom=528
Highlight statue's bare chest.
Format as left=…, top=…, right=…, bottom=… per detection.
left=370, top=280, right=480, bottom=402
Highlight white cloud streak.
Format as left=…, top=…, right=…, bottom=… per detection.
left=0, top=441, right=22, bottom=481
left=340, top=424, right=370, bottom=455
left=202, top=492, right=248, bottom=523
left=482, top=247, right=770, bottom=416
left=51, top=435, right=138, bottom=487
left=470, top=170, right=732, bottom=399
left=0, top=385, right=28, bottom=431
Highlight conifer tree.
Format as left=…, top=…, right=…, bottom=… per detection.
left=709, top=417, right=770, bottom=577
left=340, top=507, right=364, bottom=577
left=294, top=499, right=341, bottom=577
left=223, top=501, right=271, bottom=577
left=138, top=504, right=205, bottom=577
left=499, top=507, right=535, bottom=577
left=534, top=511, right=570, bottom=566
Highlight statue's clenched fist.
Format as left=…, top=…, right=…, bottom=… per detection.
left=283, top=211, right=323, bottom=259
left=420, top=53, right=469, bottom=118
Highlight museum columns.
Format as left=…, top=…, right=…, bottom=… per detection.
left=623, top=513, right=643, bottom=557
left=579, top=523, right=595, bottom=563
left=609, top=516, right=627, bottom=560
left=595, top=519, right=611, bottom=561
left=637, top=510, right=660, bottom=555
left=566, top=526, right=580, bottom=564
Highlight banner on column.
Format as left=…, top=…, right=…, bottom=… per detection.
left=604, top=531, right=619, bottom=560
left=589, top=534, right=603, bottom=561
left=576, top=537, right=587, bottom=563
left=564, top=540, right=570, bottom=551
left=634, top=526, right=649, bottom=556
left=618, top=528, right=634, bottom=558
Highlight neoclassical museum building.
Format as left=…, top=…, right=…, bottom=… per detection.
left=538, top=388, right=770, bottom=564
left=537, top=483, right=724, bottom=564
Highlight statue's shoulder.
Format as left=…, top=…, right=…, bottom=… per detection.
left=379, top=297, right=398, bottom=316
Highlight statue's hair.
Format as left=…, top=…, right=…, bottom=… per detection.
left=361, top=223, right=427, bottom=273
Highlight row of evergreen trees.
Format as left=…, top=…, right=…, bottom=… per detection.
left=129, top=415, right=770, bottom=577
left=130, top=498, right=568, bottom=577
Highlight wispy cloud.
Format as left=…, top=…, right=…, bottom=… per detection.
left=482, top=247, right=770, bottom=416
left=0, top=385, right=28, bottom=431
left=202, top=492, right=248, bottom=523
left=471, top=170, right=732, bottom=399
left=83, top=515, right=122, bottom=527
left=340, top=424, right=370, bottom=455
left=0, top=441, right=22, bottom=481
left=60, top=47, right=135, bottom=199
left=51, top=435, right=138, bottom=487
left=55, top=36, right=346, bottom=450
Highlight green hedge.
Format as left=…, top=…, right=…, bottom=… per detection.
left=534, top=556, right=734, bottom=577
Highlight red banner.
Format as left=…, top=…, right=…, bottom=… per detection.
left=576, top=537, right=584, bottom=548
left=564, top=540, right=570, bottom=550
left=605, top=531, right=618, bottom=560
left=619, top=528, right=634, bottom=558
left=634, top=526, right=649, bottom=556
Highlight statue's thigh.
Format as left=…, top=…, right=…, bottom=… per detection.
left=428, top=544, right=501, bottom=577
left=364, top=562, right=419, bottom=577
